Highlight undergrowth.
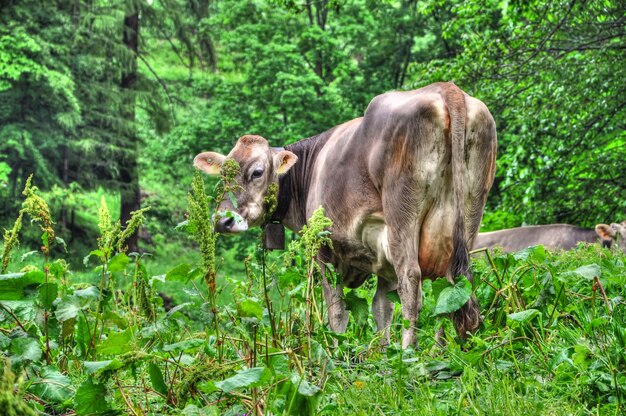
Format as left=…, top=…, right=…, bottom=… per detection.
left=0, top=174, right=624, bottom=415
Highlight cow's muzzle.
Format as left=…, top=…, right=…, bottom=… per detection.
left=214, top=211, right=248, bottom=233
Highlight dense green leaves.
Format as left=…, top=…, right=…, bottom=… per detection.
left=408, top=0, right=626, bottom=228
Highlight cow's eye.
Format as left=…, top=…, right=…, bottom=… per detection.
left=251, top=168, right=264, bottom=179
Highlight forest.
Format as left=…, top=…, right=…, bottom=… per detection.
left=1, top=0, right=625, bottom=415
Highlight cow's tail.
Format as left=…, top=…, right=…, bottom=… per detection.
left=442, top=83, right=480, bottom=338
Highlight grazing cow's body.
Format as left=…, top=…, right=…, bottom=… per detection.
left=194, top=83, right=497, bottom=348
left=473, top=223, right=626, bottom=253
left=473, top=224, right=599, bottom=253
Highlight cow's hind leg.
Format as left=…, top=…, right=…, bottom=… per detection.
left=372, top=277, right=396, bottom=345
left=396, top=264, right=422, bottom=349
left=382, top=181, right=427, bottom=349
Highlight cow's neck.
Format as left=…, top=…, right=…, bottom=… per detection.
left=274, top=129, right=334, bottom=231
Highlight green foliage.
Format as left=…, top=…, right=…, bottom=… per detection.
left=0, top=174, right=625, bottom=414
left=408, top=0, right=626, bottom=227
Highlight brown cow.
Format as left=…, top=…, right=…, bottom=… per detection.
left=194, top=82, right=497, bottom=348
left=472, top=223, right=624, bottom=253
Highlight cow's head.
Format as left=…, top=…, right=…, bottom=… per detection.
left=193, top=135, right=298, bottom=233
left=596, top=221, right=626, bottom=249
left=611, top=221, right=626, bottom=244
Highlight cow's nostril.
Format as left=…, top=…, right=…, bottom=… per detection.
left=216, top=216, right=235, bottom=233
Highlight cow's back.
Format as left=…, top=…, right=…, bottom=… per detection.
left=474, top=224, right=599, bottom=253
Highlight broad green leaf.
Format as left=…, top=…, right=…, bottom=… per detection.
left=76, top=315, right=91, bottom=358
left=20, top=251, right=38, bottom=262
left=39, top=282, right=58, bottom=310
left=0, top=300, right=36, bottom=322
left=166, top=263, right=191, bottom=282
left=83, top=249, right=104, bottom=267
left=150, top=274, right=166, bottom=285
left=433, top=276, right=472, bottom=315
left=425, top=360, right=450, bottom=372
left=74, top=286, right=100, bottom=299
left=239, top=298, right=263, bottom=320
left=84, top=360, right=125, bottom=375
left=228, top=190, right=238, bottom=209
left=181, top=404, right=220, bottom=416
left=140, top=321, right=169, bottom=338
left=98, top=329, right=134, bottom=355
left=572, top=344, right=591, bottom=369
left=549, top=347, right=574, bottom=371
left=162, top=338, right=205, bottom=352
left=0, top=270, right=46, bottom=300
left=165, top=302, right=192, bottom=317
left=54, top=295, right=81, bottom=322
left=74, top=378, right=119, bottom=415
left=528, top=245, right=547, bottom=262
left=431, top=278, right=451, bottom=299
left=55, top=236, right=67, bottom=252
left=269, top=354, right=290, bottom=378
left=214, top=367, right=271, bottom=393
left=48, top=261, right=66, bottom=279
left=148, top=362, right=168, bottom=396
left=28, top=366, right=73, bottom=404
left=53, top=289, right=100, bottom=323
left=344, top=291, right=369, bottom=326
left=512, top=245, right=547, bottom=262
left=11, top=337, right=42, bottom=364
left=571, top=264, right=601, bottom=280
left=107, top=253, right=129, bottom=273
left=292, top=374, right=321, bottom=397
left=507, top=308, right=540, bottom=323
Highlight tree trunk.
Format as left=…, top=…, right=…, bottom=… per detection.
left=120, top=8, right=140, bottom=253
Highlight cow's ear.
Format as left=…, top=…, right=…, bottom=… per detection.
left=596, top=223, right=615, bottom=239
left=194, top=152, right=226, bottom=175
left=273, top=150, right=298, bottom=175
left=595, top=224, right=615, bottom=248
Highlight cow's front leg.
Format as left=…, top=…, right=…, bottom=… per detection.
left=397, top=266, right=422, bottom=349
left=372, top=277, right=396, bottom=345
left=320, top=265, right=349, bottom=333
